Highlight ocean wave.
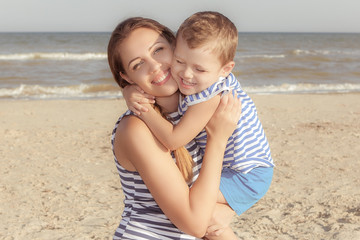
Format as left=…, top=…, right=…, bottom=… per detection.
left=239, top=54, right=286, bottom=59
left=0, top=52, right=107, bottom=61
left=292, top=49, right=360, bottom=57
left=1, top=83, right=360, bottom=100
left=0, top=84, right=121, bottom=100
left=244, top=83, right=360, bottom=94
left=293, top=49, right=328, bottom=56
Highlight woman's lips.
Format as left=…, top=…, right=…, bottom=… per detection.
left=152, top=71, right=170, bottom=86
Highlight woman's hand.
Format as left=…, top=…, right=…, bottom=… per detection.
left=122, top=84, right=155, bottom=115
left=205, top=202, right=236, bottom=238
left=205, top=92, right=241, bottom=142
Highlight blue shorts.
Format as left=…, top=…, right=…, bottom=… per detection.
left=219, top=166, right=273, bottom=215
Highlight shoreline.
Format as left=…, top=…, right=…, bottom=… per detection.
left=1, top=93, right=360, bottom=239
left=1, top=91, right=359, bottom=102
left=1, top=82, right=360, bottom=101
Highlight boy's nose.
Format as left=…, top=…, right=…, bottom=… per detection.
left=182, top=67, right=193, bottom=79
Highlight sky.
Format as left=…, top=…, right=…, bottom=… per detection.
left=0, top=0, right=359, bottom=33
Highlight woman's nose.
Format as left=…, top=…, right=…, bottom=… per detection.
left=149, top=58, right=161, bottom=74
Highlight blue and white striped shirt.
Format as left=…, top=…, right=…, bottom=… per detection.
left=179, top=73, right=274, bottom=174
left=112, top=111, right=203, bottom=240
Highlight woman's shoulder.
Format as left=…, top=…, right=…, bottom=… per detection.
left=114, top=114, right=159, bottom=170
left=116, top=114, right=151, bottom=140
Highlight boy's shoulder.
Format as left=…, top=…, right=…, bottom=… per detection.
left=181, top=78, right=228, bottom=107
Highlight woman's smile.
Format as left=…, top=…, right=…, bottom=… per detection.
left=152, top=70, right=171, bottom=86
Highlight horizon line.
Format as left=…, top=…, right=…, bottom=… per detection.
left=1, top=31, right=359, bottom=34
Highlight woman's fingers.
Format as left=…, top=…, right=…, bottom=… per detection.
left=206, top=91, right=241, bottom=140
left=206, top=225, right=226, bottom=236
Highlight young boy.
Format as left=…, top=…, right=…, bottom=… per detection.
left=124, top=11, right=274, bottom=238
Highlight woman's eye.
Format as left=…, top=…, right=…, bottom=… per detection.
left=176, top=59, right=184, bottom=64
left=132, top=61, right=143, bottom=71
left=154, top=47, right=164, bottom=54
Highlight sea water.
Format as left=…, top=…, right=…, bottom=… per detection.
left=0, top=32, right=359, bottom=100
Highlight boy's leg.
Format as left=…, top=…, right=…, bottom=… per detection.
left=216, top=190, right=227, bottom=204
left=206, top=167, right=273, bottom=239
left=219, top=167, right=273, bottom=216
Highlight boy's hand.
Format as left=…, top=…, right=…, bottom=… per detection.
left=122, top=85, right=155, bottom=115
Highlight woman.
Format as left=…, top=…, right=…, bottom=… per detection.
left=108, top=17, right=240, bottom=239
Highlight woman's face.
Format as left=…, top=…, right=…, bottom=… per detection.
left=119, top=28, right=178, bottom=97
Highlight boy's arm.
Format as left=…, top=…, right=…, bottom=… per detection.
left=140, top=95, right=221, bottom=150
left=122, top=84, right=155, bottom=115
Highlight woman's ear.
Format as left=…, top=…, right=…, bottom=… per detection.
left=220, top=61, right=235, bottom=77
left=119, top=71, right=134, bottom=84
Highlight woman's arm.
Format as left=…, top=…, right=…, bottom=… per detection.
left=140, top=95, right=221, bottom=150
left=113, top=94, right=240, bottom=238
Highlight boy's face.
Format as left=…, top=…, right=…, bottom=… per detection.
left=171, top=35, right=226, bottom=95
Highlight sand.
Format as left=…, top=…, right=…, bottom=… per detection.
left=1, top=93, right=360, bottom=240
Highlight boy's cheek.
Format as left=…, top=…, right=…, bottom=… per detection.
left=170, top=58, right=177, bottom=67
left=170, top=63, right=179, bottom=75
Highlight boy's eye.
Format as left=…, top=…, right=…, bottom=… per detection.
left=196, top=68, right=206, bottom=72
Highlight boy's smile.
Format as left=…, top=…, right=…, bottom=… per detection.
left=171, top=35, right=226, bottom=95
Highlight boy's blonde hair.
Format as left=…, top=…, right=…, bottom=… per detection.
left=177, top=11, right=238, bottom=65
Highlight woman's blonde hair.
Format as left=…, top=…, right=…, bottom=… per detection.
left=108, top=17, right=194, bottom=182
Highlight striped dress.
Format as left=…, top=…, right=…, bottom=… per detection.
left=179, top=73, right=274, bottom=174
left=111, top=111, right=203, bottom=240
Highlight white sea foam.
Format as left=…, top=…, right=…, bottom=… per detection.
left=0, top=52, right=107, bottom=61
left=293, top=49, right=331, bottom=56
left=244, top=83, right=360, bottom=94
left=293, top=49, right=360, bottom=57
left=240, top=54, right=286, bottom=59
left=0, top=84, right=121, bottom=100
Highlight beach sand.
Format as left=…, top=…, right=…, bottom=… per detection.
left=1, top=94, right=360, bottom=239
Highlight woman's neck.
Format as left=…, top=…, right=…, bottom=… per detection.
left=155, top=91, right=179, bottom=114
